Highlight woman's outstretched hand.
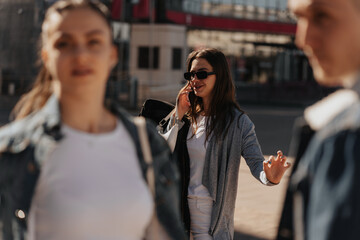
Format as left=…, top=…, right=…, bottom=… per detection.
left=263, top=150, right=291, bottom=184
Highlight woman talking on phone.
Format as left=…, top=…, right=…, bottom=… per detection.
left=163, top=48, right=290, bottom=240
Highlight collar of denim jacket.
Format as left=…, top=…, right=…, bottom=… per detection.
left=304, top=75, right=360, bottom=131
left=0, top=94, right=61, bottom=153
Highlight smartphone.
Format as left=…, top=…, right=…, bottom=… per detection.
left=188, top=88, right=196, bottom=106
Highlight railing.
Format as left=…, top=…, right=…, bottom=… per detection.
left=167, top=0, right=295, bottom=23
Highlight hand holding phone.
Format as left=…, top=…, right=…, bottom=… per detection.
left=177, top=84, right=193, bottom=119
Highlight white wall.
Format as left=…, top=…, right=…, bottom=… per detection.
left=130, top=24, right=187, bottom=104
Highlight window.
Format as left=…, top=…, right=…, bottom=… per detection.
left=138, top=46, right=159, bottom=69
left=172, top=48, right=182, bottom=70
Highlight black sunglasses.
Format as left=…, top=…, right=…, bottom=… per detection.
left=184, top=71, right=215, bottom=81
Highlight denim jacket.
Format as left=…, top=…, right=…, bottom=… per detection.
left=0, top=95, right=187, bottom=240
left=277, top=78, right=360, bottom=240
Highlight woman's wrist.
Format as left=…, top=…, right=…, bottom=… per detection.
left=175, top=108, right=185, bottom=121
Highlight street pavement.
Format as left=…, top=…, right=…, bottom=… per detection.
left=0, top=98, right=304, bottom=240
left=234, top=157, right=292, bottom=240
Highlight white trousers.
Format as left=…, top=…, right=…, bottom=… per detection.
left=188, top=196, right=213, bottom=240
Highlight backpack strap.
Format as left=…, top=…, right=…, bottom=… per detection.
left=133, top=117, right=155, bottom=196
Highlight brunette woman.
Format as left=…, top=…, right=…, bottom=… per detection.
left=163, top=48, right=290, bottom=240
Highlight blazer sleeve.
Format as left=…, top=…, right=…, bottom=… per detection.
left=239, top=114, right=271, bottom=185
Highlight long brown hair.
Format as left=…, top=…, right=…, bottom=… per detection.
left=187, top=48, right=243, bottom=142
left=12, top=0, right=112, bottom=120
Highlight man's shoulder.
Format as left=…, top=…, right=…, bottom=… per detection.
left=303, top=89, right=360, bottom=141
left=304, top=89, right=359, bottom=131
left=319, top=100, right=360, bottom=140
left=296, top=92, right=360, bottom=169
left=303, top=112, right=360, bottom=170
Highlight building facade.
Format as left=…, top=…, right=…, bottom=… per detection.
left=0, top=0, right=332, bottom=106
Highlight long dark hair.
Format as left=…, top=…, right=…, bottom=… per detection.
left=187, top=48, right=243, bottom=142
left=12, top=0, right=112, bottom=120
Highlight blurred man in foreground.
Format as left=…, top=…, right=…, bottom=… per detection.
left=277, top=0, right=360, bottom=239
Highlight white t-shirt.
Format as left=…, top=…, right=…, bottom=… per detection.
left=187, top=115, right=212, bottom=199
left=28, top=121, right=153, bottom=240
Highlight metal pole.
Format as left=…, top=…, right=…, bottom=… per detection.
left=148, top=0, right=154, bottom=86
left=118, top=0, right=125, bottom=79
left=0, top=67, right=2, bottom=95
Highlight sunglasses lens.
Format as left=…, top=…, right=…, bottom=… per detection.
left=184, top=71, right=212, bottom=81
left=184, top=72, right=192, bottom=80
left=196, top=71, right=208, bottom=79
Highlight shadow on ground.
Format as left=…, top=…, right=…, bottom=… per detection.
left=234, top=231, right=268, bottom=240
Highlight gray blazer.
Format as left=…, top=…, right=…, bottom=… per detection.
left=204, top=111, right=272, bottom=239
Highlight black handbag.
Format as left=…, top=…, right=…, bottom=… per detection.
left=139, top=99, right=175, bottom=130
